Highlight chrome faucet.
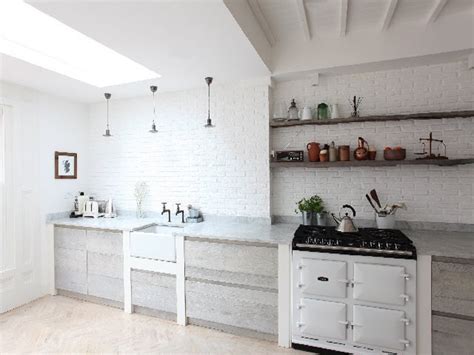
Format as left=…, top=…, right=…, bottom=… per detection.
left=175, top=203, right=185, bottom=223
left=161, top=202, right=171, bottom=223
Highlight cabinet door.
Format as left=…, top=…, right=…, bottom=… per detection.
left=86, top=230, right=122, bottom=256
left=297, top=258, right=348, bottom=299
left=353, top=305, right=407, bottom=351
left=353, top=263, right=406, bottom=305
left=297, top=299, right=347, bottom=341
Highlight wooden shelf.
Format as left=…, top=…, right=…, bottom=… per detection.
left=270, top=110, right=474, bottom=128
left=270, top=158, right=474, bottom=169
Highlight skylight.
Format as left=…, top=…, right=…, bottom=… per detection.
left=0, top=0, right=160, bottom=87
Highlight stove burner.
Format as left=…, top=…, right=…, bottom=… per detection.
left=293, top=225, right=416, bottom=259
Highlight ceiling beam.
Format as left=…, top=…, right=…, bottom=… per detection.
left=381, top=0, right=399, bottom=31
left=295, top=0, right=311, bottom=41
left=339, top=0, right=348, bottom=37
left=426, top=0, right=449, bottom=25
left=247, top=0, right=275, bottom=47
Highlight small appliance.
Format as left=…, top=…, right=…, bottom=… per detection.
left=83, top=200, right=104, bottom=218
left=275, top=150, right=304, bottom=162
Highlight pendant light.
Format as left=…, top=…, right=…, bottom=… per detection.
left=149, top=85, right=158, bottom=133
left=204, top=76, right=214, bottom=128
left=103, top=93, right=112, bottom=137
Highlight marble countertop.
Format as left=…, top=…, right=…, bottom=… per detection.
left=50, top=216, right=184, bottom=232
left=406, top=229, right=474, bottom=260
left=49, top=217, right=473, bottom=259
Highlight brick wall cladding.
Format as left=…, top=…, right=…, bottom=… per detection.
left=271, top=60, right=474, bottom=224
left=87, top=82, right=271, bottom=219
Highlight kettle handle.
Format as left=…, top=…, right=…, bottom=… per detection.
left=341, top=204, right=356, bottom=217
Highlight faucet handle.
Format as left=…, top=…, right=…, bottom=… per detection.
left=176, top=203, right=181, bottom=209
left=162, top=202, right=167, bottom=207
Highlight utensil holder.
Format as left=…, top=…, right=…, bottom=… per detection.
left=313, top=212, right=327, bottom=226
left=376, top=213, right=396, bottom=229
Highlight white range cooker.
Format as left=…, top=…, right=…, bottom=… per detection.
left=291, top=225, right=417, bottom=355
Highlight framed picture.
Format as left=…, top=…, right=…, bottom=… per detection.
left=55, top=151, right=77, bottom=179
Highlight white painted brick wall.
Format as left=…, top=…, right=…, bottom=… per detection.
left=271, top=60, right=474, bottom=224
left=87, top=82, right=270, bottom=219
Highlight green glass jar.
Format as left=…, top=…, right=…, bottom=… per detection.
left=317, top=103, right=328, bottom=120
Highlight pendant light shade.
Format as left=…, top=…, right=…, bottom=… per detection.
left=103, top=93, right=112, bottom=137
left=204, top=76, right=214, bottom=128
left=149, top=85, right=158, bottom=133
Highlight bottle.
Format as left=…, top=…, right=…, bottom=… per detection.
left=329, top=141, right=338, bottom=162
left=288, top=99, right=299, bottom=120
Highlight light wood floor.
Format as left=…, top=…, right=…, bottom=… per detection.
left=0, top=295, right=303, bottom=354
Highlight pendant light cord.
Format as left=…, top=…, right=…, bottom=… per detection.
left=207, top=83, right=210, bottom=120
left=106, top=98, right=110, bottom=129
left=153, top=91, right=156, bottom=122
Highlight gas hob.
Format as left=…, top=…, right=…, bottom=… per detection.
left=293, top=225, right=416, bottom=259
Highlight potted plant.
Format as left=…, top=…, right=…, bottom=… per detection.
left=295, top=195, right=327, bottom=226
left=308, top=195, right=327, bottom=226
left=295, top=197, right=313, bottom=226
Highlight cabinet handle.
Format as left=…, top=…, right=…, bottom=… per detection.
left=399, top=339, right=410, bottom=348
left=297, top=304, right=304, bottom=310
left=298, top=264, right=304, bottom=270
left=338, top=320, right=349, bottom=328
left=297, top=283, right=304, bottom=288
left=296, top=322, right=305, bottom=328
left=400, top=317, right=410, bottom=325
left=400, top=273, right=411, bottom=280
left=337, top=279, right=351, bottom=286
left=400, top=294, right=409, bottom=301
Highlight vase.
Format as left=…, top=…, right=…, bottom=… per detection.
left=376, top=213, right=396, bottom=229
left=136, top=202, right=145, bottom=218
left=301, top=211, right=312, bottom=226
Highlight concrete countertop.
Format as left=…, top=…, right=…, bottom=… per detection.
left=49, top=217, right=473, bottom=259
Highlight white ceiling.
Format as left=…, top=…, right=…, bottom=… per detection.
left=251, top=0, right=473, bottom=42
left=1, top=0, right=269, bottom=103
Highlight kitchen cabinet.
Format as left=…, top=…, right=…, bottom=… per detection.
left=54, top=227, right=87, bottom=294
left=184, top=238, right=278, bottom=337
left=131, top=270, right=176, bottom=314
left=432, top=257, right=474, bottom=355
left=54, top=227, right=123, bottom=303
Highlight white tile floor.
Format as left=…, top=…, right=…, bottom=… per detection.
left=0, top=295, right=304, bottom=354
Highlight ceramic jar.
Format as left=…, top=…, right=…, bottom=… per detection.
left=338, top=145, right=350, bottom=161
left=307, top=142, right=321, bottom=162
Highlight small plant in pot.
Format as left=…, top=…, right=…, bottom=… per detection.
left=295, top=195, right=327, bottom=226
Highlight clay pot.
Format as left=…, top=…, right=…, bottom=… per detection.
left=307, top=142, right=321, bottom=162
left=338, top=145, right=350, bottom=161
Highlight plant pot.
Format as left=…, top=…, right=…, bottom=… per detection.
left=313, top=212, right=327, bottom=226
left=301, top=211, right=313, bottom=226
left=376, top=213, right=396, bottom=229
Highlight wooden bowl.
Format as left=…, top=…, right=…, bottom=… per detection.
left=384, top=148, right=406, bottom=161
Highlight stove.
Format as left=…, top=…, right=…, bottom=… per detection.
left=293, top=225, right=416, bottom=259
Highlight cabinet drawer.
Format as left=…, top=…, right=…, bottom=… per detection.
left=55, top=227, right=86, bottom=250
left=185, top=240, right=277, bottom=278
left=131, top=271, right=176, bottom=313
left=55, top=247, right=87, bottom=293
left=432, top=261, right=474, bottom=317
left=432, top=315, right=474, bottom=355
left=88, top=252, right=123, bottom=279
left=88, top=274, right=123, bottom=302
left=86, top=230, right=122, bottom=255
left=186, top=280, right=277, bottom=335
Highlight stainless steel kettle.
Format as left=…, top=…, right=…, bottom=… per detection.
left=332, top=204, right=358, bottom=233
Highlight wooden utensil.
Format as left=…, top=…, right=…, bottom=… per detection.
left=370, top=189, right=382, bottom=209
left=366, top=194, right=378, bottom=213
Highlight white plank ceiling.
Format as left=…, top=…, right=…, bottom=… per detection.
left=251, top=0, right=473, bottom=43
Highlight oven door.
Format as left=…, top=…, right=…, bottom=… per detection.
left=353, top=263, right=407, bottom=305
left=298, top=258, right=348, bottom=298
left=353, top=305, right=408, bottom=350
left=297, top=298, right=348, bottom=341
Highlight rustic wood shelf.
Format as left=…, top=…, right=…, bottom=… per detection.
left=270, top=110, right=474, bottom=128
left=270, top=158, right=474, bottom=169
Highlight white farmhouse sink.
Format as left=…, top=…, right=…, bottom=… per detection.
left=130, top=225, right=182, bottom=262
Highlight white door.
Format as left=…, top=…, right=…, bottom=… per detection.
left=297, top=258, right=348, bottom=298
left=353, top=262, right=407, bottom=305
left=297, top=298, right=348, bottom=340
left=353, top=305, right=409, bottom=351
left=0, top=103, right=42, bottom=313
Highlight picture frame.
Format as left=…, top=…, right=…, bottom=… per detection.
left=55, top=151, right=77, bottom=179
